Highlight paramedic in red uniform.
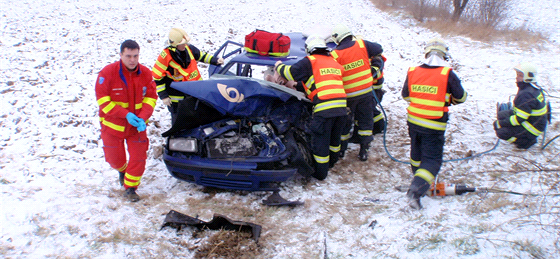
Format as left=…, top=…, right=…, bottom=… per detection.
left=152, top=28, right=224, bottom=124
left=330, top=24, right=384, bottom=161
left=95, top=40, right=158, bottom=202
left=275, top=35, right=347, bottom=180
left=401, top=38, right=467, bottom=209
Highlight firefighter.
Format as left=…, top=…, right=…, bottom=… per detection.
left=493, top=62, right=550, bottom=149
left=152, top=28, right=224, bottom=124
left=330, top=24, right=384, bottom=161
left=401, top=38, right=467, bottom=209
left=275, top=35, right=347, bottom=180
left=95, top=40, right=158, bottom=202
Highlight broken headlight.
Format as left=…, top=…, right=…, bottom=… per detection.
left=168, top=138, right=198, bottom=153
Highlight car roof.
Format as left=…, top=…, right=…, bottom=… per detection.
left=229, top=32, right=308, bottom=66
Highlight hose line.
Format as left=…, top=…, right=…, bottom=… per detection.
left=373, top=91, right=499, bottom=165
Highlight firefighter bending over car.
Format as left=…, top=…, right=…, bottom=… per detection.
left=330, top=24, right=384, bottom=161
left=401, top=38, right=467, bottom=209
left=493, top=62, right=551, bottom=149
left=152, top=28, right=224, bottom=124
left=95, top=40, right=158, bottom=202
left=275, top=35, right=347, bottom=180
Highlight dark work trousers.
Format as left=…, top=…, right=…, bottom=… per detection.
left=340, top=94, right=374, bottom=154
left=372, top=92, right=385, bottom=135
left=408, top=128, right=445, bottom=177
left=495, top=109, right=538, bottom=149
left=310, top=115, right=346, bottom=180
left=168, top=102, right=179, bottom=125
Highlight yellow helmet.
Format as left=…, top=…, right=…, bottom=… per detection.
left=305, top=35, right=327, bottom=54
left=331, top=23, right=353, bottom=44
left=514, top=62, right=537, bottom=83
left=424, top=38, right=449, bottom=59
left=168, top=28, right=190, bottom=47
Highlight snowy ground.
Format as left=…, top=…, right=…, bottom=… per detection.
left=1, top=0, right=559, bottom=258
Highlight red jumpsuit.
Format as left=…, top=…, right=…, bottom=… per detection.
left=95, top=61, right=157, bottom=190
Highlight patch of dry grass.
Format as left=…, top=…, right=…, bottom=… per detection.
left=194, top=230, right=261, bottom=259
left=369, top=0, right=549, bottom=47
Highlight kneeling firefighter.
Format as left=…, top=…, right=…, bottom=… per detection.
left=494, top=62, right=551, bottom=149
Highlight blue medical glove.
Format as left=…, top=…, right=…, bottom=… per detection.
left=136, top=120, right=146, bottom=132
left=126, top=112, right=140, bottom=127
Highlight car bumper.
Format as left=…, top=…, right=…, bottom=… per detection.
left=163, top=152, right=297, bottom=192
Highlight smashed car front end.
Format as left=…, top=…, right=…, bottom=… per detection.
left=161, top=77, right=313, bottom=192
left=163, top=118, right=300, bottom=191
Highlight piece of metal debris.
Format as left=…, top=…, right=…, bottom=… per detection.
left=262, top=191, right=304, bottom=207
left=161, top=210, right=262, bottom=242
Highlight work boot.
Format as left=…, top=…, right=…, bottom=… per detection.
left=358, top=147, right=368, bottom=161
left=358, top=141, right=370, bottom=161
left=124, top=188, right=140, bottom=202
left=406, top=189, right=422, bottom=210
left=358, top=136, right=372, bottom=161
left=118, top=172, right=125, bottom=186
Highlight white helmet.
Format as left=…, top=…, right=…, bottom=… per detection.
left=424, top=38, right=449, bottom=60
left=514, top=62, right=537, bottom=83
left=331, top=24, right=353, bottom=44
left=168, top=28, right=190, bottom=47
left=305, top=35, right=328, bottom=54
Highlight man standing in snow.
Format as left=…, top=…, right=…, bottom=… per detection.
left=401, top=38, right=467, bottom=209
left=152, top=28, right=224, bottom=124
left=95, top=40, right=157, bottom=202
left=493, top=62, right=550, bottom=149
left=330, top=24, right=384, bottom=161
left=275, top=35, right=347, bottom=180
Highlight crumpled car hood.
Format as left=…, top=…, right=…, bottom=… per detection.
left=170, top=75, right=307, bottom=117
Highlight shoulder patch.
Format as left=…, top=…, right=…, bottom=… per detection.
left=160, top=50, right=167, bottom=58
left=99, top=77, right=105, bottom=84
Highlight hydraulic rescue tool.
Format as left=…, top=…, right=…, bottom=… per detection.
left=427, top=182, right=476, bottom=196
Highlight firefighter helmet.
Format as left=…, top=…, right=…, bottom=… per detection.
left=168, top=28, right=190, bottom=47
left=331, top=24, right=353, bottom=44
left=424, top=38, right=449, bottom=60
left=305, top=35, right=328, bottom=54
left=514, top=62, right=537, bottom=83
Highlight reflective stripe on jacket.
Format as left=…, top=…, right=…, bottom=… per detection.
left=304, top=55, right=347, bottom=113
left=96, top=61, right=157, bottom=137
left=331, top=39, right=374, bottom=98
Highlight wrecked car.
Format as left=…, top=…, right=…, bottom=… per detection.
left=162, top=32, right=324, bottom=192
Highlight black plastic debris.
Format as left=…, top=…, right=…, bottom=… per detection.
left=368, top=220, right=377, bottom=229
left=262, top=191, right=304, bottom=207
left=161, top=210, right=262, bottom=242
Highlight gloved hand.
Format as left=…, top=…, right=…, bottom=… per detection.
left=136, top=120, right=146, bottom=132
left=126, top=113, right=141, bottom=127
left=162, top=97, right=172, bottom=107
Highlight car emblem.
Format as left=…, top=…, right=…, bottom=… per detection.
left=217, top=83, right=244, bottom=103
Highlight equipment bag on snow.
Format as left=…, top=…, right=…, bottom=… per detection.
left=244, top=29, right=291, bottom=57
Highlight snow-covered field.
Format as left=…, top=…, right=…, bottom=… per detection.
left=1, top=0, right=559, bottom=258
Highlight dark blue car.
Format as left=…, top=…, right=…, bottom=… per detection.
left=162, top=32, right=323, bottom=192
